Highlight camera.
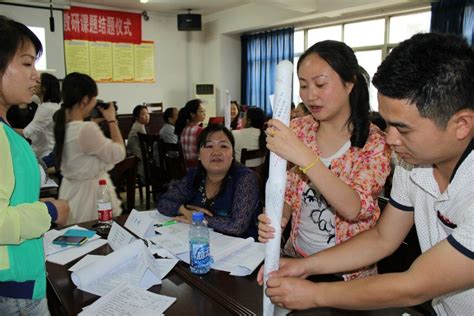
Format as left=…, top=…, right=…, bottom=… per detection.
left=90, top=100, right=117, bottom=118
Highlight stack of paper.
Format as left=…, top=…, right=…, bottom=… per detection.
left=78, top=283, right=175, bottom=315
left=150, top=219, right=265, bottom=276
left=71, top=240, right=162, bottom=296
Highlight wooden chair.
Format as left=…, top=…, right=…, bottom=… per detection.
left=158, top=139, right=187, bottom=181
left=137, top=133, right=167, bottom=210
left=110, top=156, right=139, bottom=214
left=241, top=148, right=269, bottom=200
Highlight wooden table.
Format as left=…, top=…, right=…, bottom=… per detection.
left=46, top=217, right=424, bottom=316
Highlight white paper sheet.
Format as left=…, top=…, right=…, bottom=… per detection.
left=213, top=242, right=265, bottom=276
left=71, top=240, right=161, bottom=297
left=124, top=209, right=156, bottom=238
left=69, top=254, right=177, bottom=281
left=46, top=239, right=108, bottom=265
left=69, top=255, right=103, bottom=272
left=79, top=283, right=175, bottom=316
left=151, top=223, right=264, bottom=276
left=264, top=60, right=293, bottom=316
left=107, top=221, right=138, bottom=251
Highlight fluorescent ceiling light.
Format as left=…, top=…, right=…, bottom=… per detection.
left=140, top=0, right=149, bottom=3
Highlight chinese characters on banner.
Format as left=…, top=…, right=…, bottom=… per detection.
left=64, top=6, right=141, bottom=44
left=63, top=6, right=155, bottom=83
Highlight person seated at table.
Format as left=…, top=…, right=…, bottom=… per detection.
left=233, top=106, right=266, bottom=167
left=20, top=72, right=61, bottom=167
left=175, top=99, right=206, bottom=168
left=259, top=40, right=392, bottom=280
left=259, top=33, right=474, bottom=314
left=0, top=15, right=69, bottom=316
left=157, top=124, right=260, bottom=239
left=126, top=104, right=150, bottom=181
left=230, top=100, right=242, bottom=130
left=159, top=107, right=178, bottom=144
left=293, top=102, right=311, bottom=119
left=55, top=72, right=125, bottom=225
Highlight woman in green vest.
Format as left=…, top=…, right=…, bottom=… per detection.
left=0, top=15, right=69, bottom=315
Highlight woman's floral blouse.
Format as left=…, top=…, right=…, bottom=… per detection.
left=285, top=115, right=392, bottom=280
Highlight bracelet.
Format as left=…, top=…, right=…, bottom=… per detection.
left=298, top=156, right=320, bottom=174
left=107, top=120, right=117, bottom=124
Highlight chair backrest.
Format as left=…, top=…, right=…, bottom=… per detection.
left=138, top=133, right=165, bottom=189
left=240, top=148, right=267, bottom=167
left=158, top=139, right=187, bottom=181
left=208, top=116, right=225, bottom=125
left=241, top=148, right=269, bottom=203
left=110, top=156, right=139, bottom=213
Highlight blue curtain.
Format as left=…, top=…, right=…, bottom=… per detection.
left=431, top=0, right=474, bottom=45
left=241, top=27, right=294, bottom=116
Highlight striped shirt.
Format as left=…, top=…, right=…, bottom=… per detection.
left=180, top=124, right=202, bottom=167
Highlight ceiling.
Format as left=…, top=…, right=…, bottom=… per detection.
left=3, top=0, right=321, bottom=15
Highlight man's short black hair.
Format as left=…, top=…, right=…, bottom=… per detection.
left=373, top=33, right=474, bottom=128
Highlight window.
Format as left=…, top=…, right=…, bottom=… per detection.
left=308, top=25, right=342, bottom=47
left=344, top=19, right=385, bottom=48
left=389, top=12, right=431, bottom=44
left=293, top=9, right=431, bottom=111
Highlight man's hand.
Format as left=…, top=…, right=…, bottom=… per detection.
left=257, top=257, right=309, bottom=285
left=266, top=277, right=320, bottom=310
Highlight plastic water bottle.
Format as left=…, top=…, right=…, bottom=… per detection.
left=97, top=179, right=113, bottom=229
left=189, top=212, right=211, bottom=274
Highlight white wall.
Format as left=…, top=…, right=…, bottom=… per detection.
left=0, top=3, right=66, bottom=77
left=2, top=0, right=428, bottom=116
left=97, top=11, right=196, bottom=113
left=0, top=3, right=203, bottom=114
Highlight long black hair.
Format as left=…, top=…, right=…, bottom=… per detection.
left=192, top=124, right=236, bottom=195
left=0, top=15, right=42, bottom=76
left=174, top=99, right=202, bottom=137
left=54, top=72, right=98, bottom=171
left=230, top=100, right=241, bottom=129
left=245, top=106, right=266, bottom=150
left=297, top=40, right=370, bottom=148
left=40, top=73, right=61, bottom=103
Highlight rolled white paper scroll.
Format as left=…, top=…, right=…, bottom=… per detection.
left=224, top=90, right=231, bottom=129
left=263, top=60, right=293, bottom=316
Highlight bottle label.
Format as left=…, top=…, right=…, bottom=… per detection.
left=190, top=242, right=211, bottom=268
left=97, top=201, right=112, bottom=222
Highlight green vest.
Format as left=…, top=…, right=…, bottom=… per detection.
left=0, top=122, right=46, bottom=299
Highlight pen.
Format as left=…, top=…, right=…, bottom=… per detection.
left=154, top=220, right=177, bottom=227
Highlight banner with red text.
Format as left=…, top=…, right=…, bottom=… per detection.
left=64, top=6, right=141, bottom=44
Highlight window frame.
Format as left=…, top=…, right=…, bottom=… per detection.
left=292, top=7, right=431, bottom=108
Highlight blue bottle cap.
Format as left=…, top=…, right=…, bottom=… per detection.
left=192, top=211, right=204, bottom=221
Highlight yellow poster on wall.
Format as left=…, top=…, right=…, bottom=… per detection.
left=89, top=42, right=113, bottom=82
left=112, top=43, right=134, bottom=82
left=64, top=40, right=90, bottom=75
left=134, top=41, right=155, bottom=82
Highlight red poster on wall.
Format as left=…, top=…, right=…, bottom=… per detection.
left=64, top=6, right=141, bottom=44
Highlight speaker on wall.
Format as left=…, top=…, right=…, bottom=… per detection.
left=177, top=14, right=201, bottom=31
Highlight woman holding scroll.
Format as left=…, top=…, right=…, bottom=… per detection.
left=259, top=40, right=391, bottom=280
